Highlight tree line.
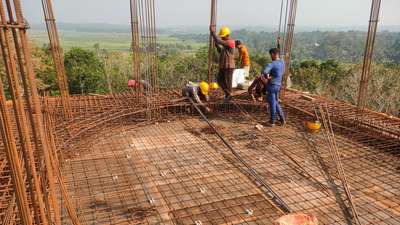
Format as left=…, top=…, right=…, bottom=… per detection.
left=0, top=30, right=398, bottom=116
left=173, top=30, right=400, bottom=64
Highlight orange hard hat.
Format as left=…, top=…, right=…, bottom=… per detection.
left=305, top=121, right=321, bottom=133
left=128, top=80, right=136, bottom=88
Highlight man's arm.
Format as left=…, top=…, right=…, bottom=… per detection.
left=276, top=36, right=281, bottom=49
left=210, top=26, right=232, bottom=48
left=214, top=40, right=221, bottom=53
left=248, top=77, right=260, bottom=93
left=192, top=88, right=204, bottom=106
left=260, top=63, right=274, bottom=84
left=248, top=77, right=261, bottom=102
left=262, top=63, right=273, bottom=76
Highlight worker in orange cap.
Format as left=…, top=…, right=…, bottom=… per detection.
left=128, top=79, right=151, bottom=95
left=210, top=26, right=236, bottom=102
left=235, top=40, right=251, bottom=78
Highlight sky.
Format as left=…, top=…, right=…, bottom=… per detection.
left=22, top=0, right=400, bottom=28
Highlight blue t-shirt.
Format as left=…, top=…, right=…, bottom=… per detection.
left=262, top=60, right=285, bottom=86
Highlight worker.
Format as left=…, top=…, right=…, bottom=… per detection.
left=210, top=26, right=236, bottom=102
left=128, top=79, right=152, bottom=96
left=210, top=82, right=220, bottom=90
left=276, top=36, right=282, bottom=50
left=260, top=48, right=286, bottom=127
left=235, top=40, right=251, bottom=78
left=182, top=81, right=211, bottom=113
left=248, top=76, right=266, bottom=102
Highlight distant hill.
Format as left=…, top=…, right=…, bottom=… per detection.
left=29, top=22, right=400, bottom=34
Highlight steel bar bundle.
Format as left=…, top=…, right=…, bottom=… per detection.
left=0, top=0, right=80, bottom=224
left=317, top=104, right=361, bottom=225
left=130, top=0, right=141, bottom=98
left=281, top=0, right=298, bottom=99
left=357, top=0, right=381, bottom=116
left=0, top=0, right=50, bottom=224
left=41, top=0, right=73, bottom=119
left=207, top=0, right=217, bottom=83
left=136, top=0, right=157, bottom=93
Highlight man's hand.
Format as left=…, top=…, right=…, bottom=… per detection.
left=250, top=94, right=256, bottom=102
left=209, top=25, right=216, bottom=33
left=260, top=75, right=268, bottom=84
left=205, top=107, right=212, bottom=113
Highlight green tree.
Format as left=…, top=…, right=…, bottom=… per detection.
left=386, top=38, right=400, bottom=63
left=31, top=45, right=58, bottom=94
left=64, top=48, right=106, bottom=94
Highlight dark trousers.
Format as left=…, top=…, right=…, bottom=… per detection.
left=217, top=68, right=234, bottom=97
left=267, top=84, right=285, bottom=123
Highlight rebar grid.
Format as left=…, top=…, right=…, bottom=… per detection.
left=50, top=103, right=399, bottom=225
left=1, top=89, right=400, bottom=224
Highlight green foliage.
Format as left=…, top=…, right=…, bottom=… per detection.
left=291, top=59, right=347, bottom=95
left=172, top=30, right=400, bottom=64
left=291, top=60, right=400, bottom=115
left=157, top=47, right=210, bottom=88
left=0, top=55, right=8, bottom=98
left=26, top=29, right=400, bottom=116
left=32, top=45, right=57, bottom=92
left=64, top=48, right=106, bottom=94
left=385, top=38, right=400, bottom=63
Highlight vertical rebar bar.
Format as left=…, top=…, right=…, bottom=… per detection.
left=41, top=0, right=73, bottom=119
left=0, top=1, right=32, bottom=224
left=0, top=1, right=51, bottom=224
left=130, top=0, right=141, bottom=100
left=8, top=0, right=62, bottom=223
left=207, top=0, right=217, bottom=84
left=357, top=0, right=381, bottom=117
left=281, top=0, right=298, bottom=99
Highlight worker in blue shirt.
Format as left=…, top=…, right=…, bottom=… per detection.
left=260, top=48, right=286, bottom=127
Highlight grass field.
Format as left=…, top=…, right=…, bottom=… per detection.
left=29, top=30, right=205, bottom=52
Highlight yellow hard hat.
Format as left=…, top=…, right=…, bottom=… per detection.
left=199, top=81, right=209, bottom=96
left=210, top=82, right=219, bottom=90
left=219, top=26, right=231, bottom=38
left=305, top=121, right=321, bottom=133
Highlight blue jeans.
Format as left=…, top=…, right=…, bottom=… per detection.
left=266, top=84, right=285, bottom=123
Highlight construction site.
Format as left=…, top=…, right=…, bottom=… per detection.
left=0, top=0, right=399, bottom=225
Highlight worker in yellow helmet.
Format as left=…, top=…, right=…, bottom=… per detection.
left=182, top=81, right=211, bottom=112
left=210, top=82, right=219, bottom=90
left=210, top=26, right=236, bottom=102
